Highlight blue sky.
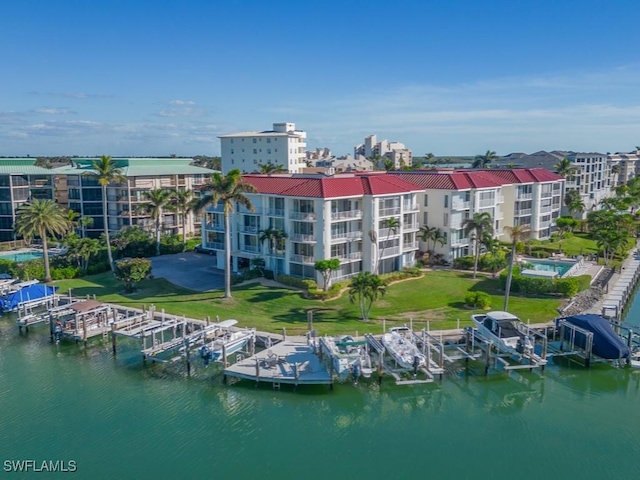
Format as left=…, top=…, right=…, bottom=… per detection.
left=2, top=0, right=639, bottom=157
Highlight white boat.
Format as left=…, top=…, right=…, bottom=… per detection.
left=199, top=320, right=254, bottom=365
left=381, top=327, right=426, bottom=370
left=472, top=311, right=534, bottom=355
left=321, top=335, right=373, bottom=381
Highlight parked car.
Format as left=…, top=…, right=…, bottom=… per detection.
left=194, top=244, right=214, bottom=255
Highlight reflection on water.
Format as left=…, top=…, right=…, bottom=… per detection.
left=1, top=311, right=640, bottom=479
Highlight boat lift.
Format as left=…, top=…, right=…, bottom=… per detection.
left=363, top=332, right=434, bottom=385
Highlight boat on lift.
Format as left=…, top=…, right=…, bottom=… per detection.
left=381, top=327, right=426, bottom=370
left=199, top=319, right=254, bottom=366
left=472, top=311, right=534, bottom=355
left=321, top=335, right=373, bottom=381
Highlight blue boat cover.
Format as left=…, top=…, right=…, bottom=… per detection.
left=558, top=314, right=630, bottom=359
left=1, top=284, right=57, bottom=312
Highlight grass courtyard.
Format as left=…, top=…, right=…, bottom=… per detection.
left=54, top=270, right=563, bottom=336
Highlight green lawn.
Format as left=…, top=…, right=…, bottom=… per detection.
left=54, top=270, right=563, bottom=336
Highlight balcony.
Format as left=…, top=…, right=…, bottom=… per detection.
left=452, top=200, right=470, bottom=210
left=289, top=211, right=316, bottom=221
left=515, top=208, right=532, bottom=216
left=267, top=208, right=284, bottom=217
left=403, top=242, right=419, bottom=251
left=479, top=199, right=495, bottom=208
left=516, top=192, right=532, bottom=200
left=402, top=203, right=419, bottom=212
left=330, top=210, right=362, bottom=221
left=378, top=207, right=401, bottom=217
left=331, top=231, right=363, bottom=242
left=205, top=222, right=224, bottom=231
left=240, top=225, right=259, bottom=234
left=379, top=246, right=401, bottom=258
left=290, top=233, right=316, bottom=243
left=240, top=245, right=261, bottom=253
left=539, top=205, right=553, bottom=214
left=404, top=223, right=419, bottom=231
left=290, top=254, right=315, bottom=265
left=338, top=252, right=363, bottom=262
left=539, top=221, right=552, bottom=229
left=378, top=228, right=401, bottom=238
left=206, top=242, right=225, bottom=250
left=451, top=237, right=469, bottom=246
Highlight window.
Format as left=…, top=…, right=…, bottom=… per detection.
left=267, top=149, right=271, bottom=154
left=231, top=149, right=234, bottom=154
left=444, top=195, right=448, bottom=208
left=443, top=213, right=449, bottom=225
left=231, top=159, right=234, bottom=164
left=253, top=138, right=257, bottom=143
left=253, top=149, right=257, bottom=154
left=423, top=194, right=428, bottom=207
left=231, top=139, right=234, bottom=144
left=423, top=212, right=428, bottom=225
left=267, top=138, right=271, bottom=143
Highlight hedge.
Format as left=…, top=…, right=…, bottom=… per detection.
left=499, top=269, right=592, bottom=298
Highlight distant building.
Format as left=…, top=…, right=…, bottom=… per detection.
left=354, top=134, right=412, bottom=169
left=0, top=159, right=56, bottom=242
left=315, top=154, right=374, bottom=172
left=494, top=150, right=614, bottom=217
left=608, top=149, right=640, bottom=186
left=219, top=122, right=307, bottom=174
left=53, top=158, right=214, bottom=239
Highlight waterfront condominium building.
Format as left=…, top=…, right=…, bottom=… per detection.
left=53, top=158, right=214, bottom=238
left=608, top=149, right=640, bottom=187
left=563, top=152, right=613, bottom=215
left=0, top=159, right=56, bottom=242
left=354, top=134, right=413, bottom=169
left=219, top=122, right=307, bottom=174
left=392, top=168, right=564, bottom=260
left=201, top=172, right=422, bottom=282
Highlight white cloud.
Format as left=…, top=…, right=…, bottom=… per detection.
left=35, top=108, right=74, bottom=115
left=169, top=100, right=195, bottom=106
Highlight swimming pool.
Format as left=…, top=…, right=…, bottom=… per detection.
left=520, top=258, right=577, bottom=278
left=0, top=251, right=44, bottom=262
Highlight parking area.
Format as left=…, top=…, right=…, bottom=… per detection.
left=149, top=251, right=224, bottom=292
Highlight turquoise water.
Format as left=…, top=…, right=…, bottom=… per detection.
left=0, top=251, right=43, bottom=262
left=1, top=299, right=640, bottom=478
left=523, top=259, right=574, bottom=276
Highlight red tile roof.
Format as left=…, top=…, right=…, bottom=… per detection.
left=392, top=168, right=563, bottom=190
left=241, top=173, right=421, bottom=198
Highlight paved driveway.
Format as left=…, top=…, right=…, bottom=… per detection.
left=150, top=252, right=224, bottom=292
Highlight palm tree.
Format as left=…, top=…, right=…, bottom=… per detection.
left=554, top=157, right=577, bottom=179
left=462, top=212, right=494, bottom=278
left=503, top=224, right=532, bottom=310
left=195, top=169, right=257, bottom=298
left=258, top=226, right=288, bottom=276
left=139, top=189, right=174, bottom=256
left=170, top=188, right=196, bottom=248
left=418, top=225, right=437, bottom=252
left=564, top=189, right=585, bottom=217
left=76, top=237, right=101, bottom=271
left=91, top=155, right=126, bottom=271
left=348, top=272, right=387, bottom=321
left=14, top=199, right=71, bottom=282
left=258, top=163, right=285, bottom=174
left=376, top=217, right=400, bottom=273
left=472, top=150, right=498, bottom=169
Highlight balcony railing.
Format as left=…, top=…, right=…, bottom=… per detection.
left=267, top=208, right=284, bottom=217
left=452, top=201, right=471, bottom=210
left=240, top=226, right=259, bottom=234
left=206, top=242, right=225, bottom=250
left=515, top=208, right=532, bottom=216
left=379, top=246, right=401, bottom=258
left=290, top=233, right=316, bottom=243
left=479, top=199, right=495, bottom=208
left=290, top=254, right=315, bottom=264
left=403, top=242, right=419, bottom=250
left=331, top=210, right=362, bottom=220
left=331, top=231, right=363, bottom=241
left=205, top=223, right=225, bottom=231
left=403, top=203, right=419, bottom=211
left=240, top=245, right=261, bottom=253
left=290, top=211, right=316, bottom=221
left=404, top=223, right=419, bottom=231
left=539, top=205, right=553, bottom=214
left=516, top=192, right=532, bottom=200
left=451, top=237, right=469, bottom=246
left=539, top=221, right=552, bottom=229
left=338, top=252, right=363, bottom=262
left=378, top=207, right=401, bottom=217
left=378, top=228, right=401, bottom=238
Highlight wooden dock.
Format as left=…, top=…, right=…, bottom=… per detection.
left=223, top=342, right=332, bottom=387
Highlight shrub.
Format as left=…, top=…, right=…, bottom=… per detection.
left=263, top=269, right=275, bottom=280
left=15, top=259, right=45, bottom=281
left=231, top=273, right=244, bottom=285
left=555, top=277, right=579, bottom=297
left=0, top=259, right=17, bottom=277
left=87, top=261, right=111, bottom=275
left=307, top=281, right=346, bottom=300
left=50, top=266, right=81, bottom=280
left=275, top=275, right=310, bottom=289
left=464, top=291, right=491, bottom=309
left=453, top=256, right=475, bottom=270
left=114, top=258, right=152, bottom=293
left=159, top=235, right=185, bottom=255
